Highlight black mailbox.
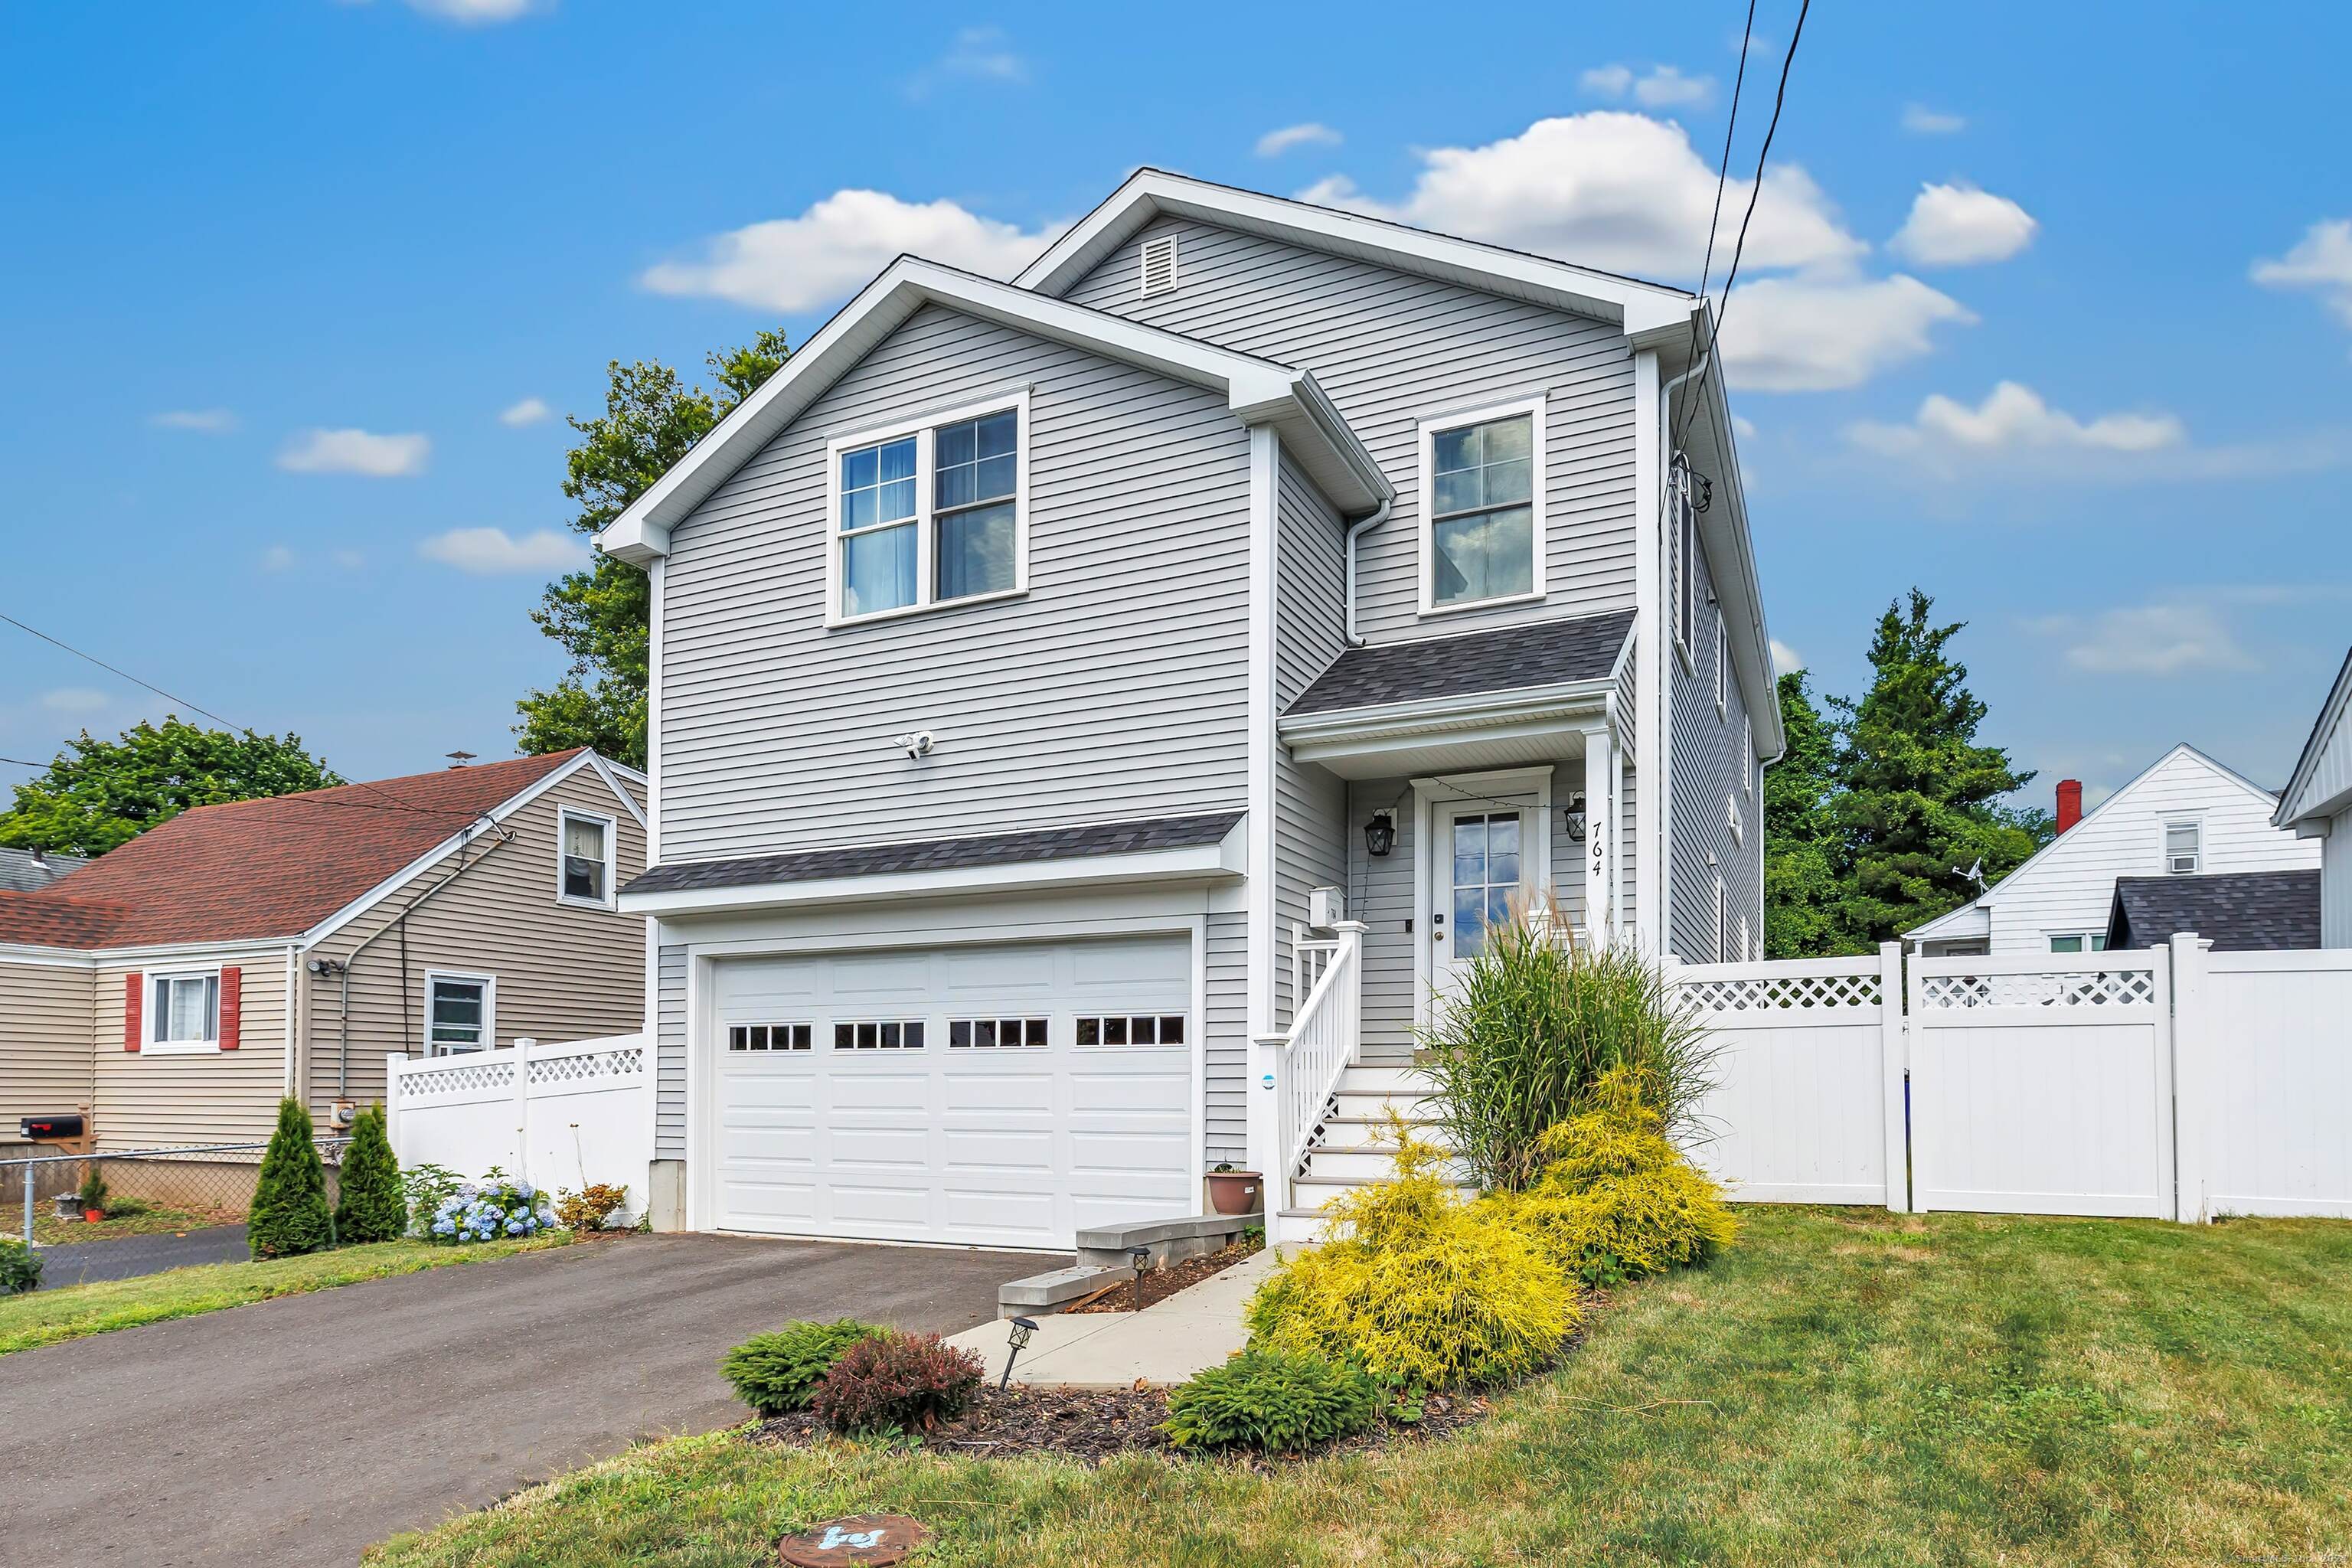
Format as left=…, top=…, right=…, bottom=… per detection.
left=19, top=1113, right=85, bottom=1141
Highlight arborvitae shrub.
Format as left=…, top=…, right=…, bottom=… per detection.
left=248, top=1098, right=335, bottom=1259
left=332, top=1103, right=405, bottom=1245
left=722, top=1318, right=884, bottom=1416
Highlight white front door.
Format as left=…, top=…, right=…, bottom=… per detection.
left=1432, top=801, right=1533, bottom=1008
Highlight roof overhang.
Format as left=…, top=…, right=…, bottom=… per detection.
left=1278, top=678, right=1613, bottom=780
left=2275, top=646, right=2352, bottom=828
left=596, top=256, right=1390, bottom=567
left=1017, top=168, right=1697, bottom=341
left=1905, top=898, right=1991, bottom=942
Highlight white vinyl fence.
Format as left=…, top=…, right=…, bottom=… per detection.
left=1670, top=935, right=2352, bottom=1223
left=387, top=1033, right=650, bottom=1223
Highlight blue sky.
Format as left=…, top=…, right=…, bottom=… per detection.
left=4, top=1, right=2347, bottom=812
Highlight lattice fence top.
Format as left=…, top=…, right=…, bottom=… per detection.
left=1679, top=971, right=1883, bottom=1014
left=402, top=1059, right=514, bottom=1099
left=527, top=1047, right=645, bottom=1086
left=1918, top=967, right=2157, bottom=1011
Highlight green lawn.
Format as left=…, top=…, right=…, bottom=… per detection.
left=366, top=1207, right=2352, bottom=1568
left=0, top=1232, right=573, bottom=1355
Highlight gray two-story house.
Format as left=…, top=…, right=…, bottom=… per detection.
left=602, top=171, right=1781, bottom=1250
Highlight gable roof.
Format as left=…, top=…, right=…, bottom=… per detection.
left=1906, top=743, right=2281, bottom=940
left=0, top=750, right=638, bottom=952
left=2106, top=869, right=2321, bottom=952
left=2275, top=645, right=2352, bottom=827
left=596, top=256, right=1390, bottom=567
left=1015, top=168, right=1697, bottom=340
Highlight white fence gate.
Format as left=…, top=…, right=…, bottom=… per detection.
left=1671, top=936, right=2352, bottom=1223
left=387, top=1033, right=651, bottom=1223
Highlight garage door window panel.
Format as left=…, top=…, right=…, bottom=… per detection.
left=949, top=1018, right=1050, bottom=1048
left=835, top=1020, right=926, bottom=1050
left=1076, top=1014, right=1187, bottom=1046
left=729, top=1022, right=813, bottom=1052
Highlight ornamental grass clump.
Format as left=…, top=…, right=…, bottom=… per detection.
left=1162, top=1348, right=1380, bottom=1452
left=810, top=1330, right=985, bottom=1436
left=722, top=1318, right=884, bottom=1417
left=1245, top=1124, right=1573, bottom=1391
left=1491, top=1065, right=1739, bottom=1286
left=1416, top=903, right=1718, bottom=1194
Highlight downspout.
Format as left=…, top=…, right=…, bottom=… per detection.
left=335, top=816, right=514, bottom=1098
left=1340, top=496, right=1394, bottom=647
left=283, top=946, right=299, bottom=1099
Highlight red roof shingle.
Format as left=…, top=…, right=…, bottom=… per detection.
left=0, top=750, right=586, bottom=950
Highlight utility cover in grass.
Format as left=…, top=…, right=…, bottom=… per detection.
left=776, top=1514, right=930, bottom=1566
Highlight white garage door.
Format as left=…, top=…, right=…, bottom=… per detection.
left=709, top=934, right=1195, bottom=1249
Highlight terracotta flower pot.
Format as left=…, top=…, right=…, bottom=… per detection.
left=1205, top=1171, right=1261, bottom=1216
left=83, top=1209, right=104, bottom=1223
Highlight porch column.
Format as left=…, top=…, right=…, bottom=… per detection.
left=1586, top=725, right=1617, bottom=945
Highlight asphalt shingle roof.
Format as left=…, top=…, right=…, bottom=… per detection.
left=0, top=750, right=584, bottom=950
left=1285, top=609, right=1635, bottom=717
left=2105, top=870, right=2322, bottom=952
left=0, top=847, right=88, bottom=893
left=629, top=812, right=1243, bottom=897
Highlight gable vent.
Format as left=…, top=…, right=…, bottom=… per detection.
left=1138, top=234, right=1178, bottom=298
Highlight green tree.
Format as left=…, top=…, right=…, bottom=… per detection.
left=1762, top=671, right=1847, bottom=957
left=249, top=1099, right=335, bottom=1259
left=514, top=331, right=790, bottom=767
left=0, top=717, right=342, bottom=858
left=332, top=1103, right=405, bottom=1244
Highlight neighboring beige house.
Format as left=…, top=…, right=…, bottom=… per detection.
left=0, top=749, right=646, bottom=1160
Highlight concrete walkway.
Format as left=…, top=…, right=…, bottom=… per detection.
left=947, top=1246, right=1274, bottom=1389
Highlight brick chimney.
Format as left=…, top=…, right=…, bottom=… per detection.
left=2055, top=779, right=2083, bottom=835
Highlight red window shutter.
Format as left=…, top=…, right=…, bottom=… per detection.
left=219, top=967, right=242, bottom=1050
left=125, top=972, right=144, bottom=1052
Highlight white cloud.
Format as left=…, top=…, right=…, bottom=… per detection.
left=1731, top=413, right=1759, bottom=442
left=1770, top=639, right=1805, bottom=676
left=419, top=527, right=584, bottom=574
left=150, top=408, right=237, bottom=433
left=402, top=0, right=542, bottom=22
left=332, top=548, right=367, bottom=570
left=1578, top=64, right=1713, bottom=108
left=260, top=545, right=296, bottom=572
left=1720, top=273, right=1974, bottom=392
left=905, top=26, right=1028, bottom=96
left=2031, top=605, right=2258, bottom=677
left=498, top=397, right=552, bottom=427
left=642, top=189, right=1064, bottom=313
left=1299, top=112, right=1864, bottom=279
left=1890, top=182, right=2037, bottom=266
left=41, top=688, right=108, bottom=713
left=1256, top=122, right=1341, bottom=158
left=2252, top=219, right=2352, bottom=328
left=1847, top=381, right=2184, bottom=462
left=276, top=428, right=430, bottom=477
left=1901, top=104, right=1966, bottom=135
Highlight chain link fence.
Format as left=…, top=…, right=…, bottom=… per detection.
left=5, top=1142, right=354, bottom=1281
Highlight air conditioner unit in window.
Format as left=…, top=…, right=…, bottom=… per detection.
left=2170, top=854, right=2199, bottom=874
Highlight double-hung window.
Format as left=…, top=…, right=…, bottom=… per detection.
left=558, top=808, right=614, bottom=907
left=1419, top=396, right=1544, bottom=612
left=150, top=970, right=219, bottom=1050
left=426, top=972, right=495, bottom=1056
left=829, top=394, right=1027, bottom=625
left=2164, top=819, right=2202, bottom=874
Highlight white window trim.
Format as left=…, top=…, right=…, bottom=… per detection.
left=1728, top=790, right=1743, bottom=847
left=1713, top=872, right=1727, bottom=963
left=1714, top=606, right=1727, bottom=718
left=424, top=969, right=497, bottom=1057
left=2046, top=930, right=2110, bottom=954
left=2160, top=815, right=2204, bottom=875
left=1743, top=714, right=1755, bottom=793
left=557, top=806, right=619, bottom=910
left=144, top=965, right=223, bottom=1056
left=1416, top=393, right=1547, bottom=618
left=1672, top=473, right=1697, bottom=673
left=824, top=388, right=1032, bottom=629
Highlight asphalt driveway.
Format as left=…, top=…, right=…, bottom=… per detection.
left=0, top=1233, right=1053, bottom=1567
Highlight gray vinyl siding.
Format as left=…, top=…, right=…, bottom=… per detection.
left=1204, top=904, right=1248, bottom=1165
left=1667, top=539, right=1761, bottom=961
left=1273, top=450, right=1351, bottom=1027
left=1, top=955, right=95, bottom=1131
left=305, top=767, right=649, bottom=1111
left=1063, top=216, right=1638, bottom=646
left=655, top=942, right=686, bottom=1159
left=658, top=303, right=1254, bottom=865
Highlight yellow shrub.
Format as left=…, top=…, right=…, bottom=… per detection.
left=1491, top=1066, right=1738, bottom=1286
left=1246, top=1125, right=1575, bottom=1390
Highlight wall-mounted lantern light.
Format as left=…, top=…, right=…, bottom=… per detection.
left=1364, top=809, right=1397, bottom=858
left=1562, top=792, right=1588, bottom=843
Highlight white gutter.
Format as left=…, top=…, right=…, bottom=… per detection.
left=1341, top=495, right=1394, bottom=646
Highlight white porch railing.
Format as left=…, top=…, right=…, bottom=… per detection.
left=1292, top=925, right=1341, bottom=1011
left=1276, top=921, right=1366, bottom=1206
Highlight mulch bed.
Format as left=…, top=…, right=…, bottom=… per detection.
left=750, top=1382, right=1491, bottom=1467
left=1062, top=1238, right=1261, bottom=1314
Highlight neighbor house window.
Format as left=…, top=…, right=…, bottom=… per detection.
left=2048, top=933, right=2109, bottom=955
left=426, top=972, right=494, bottom=1056
left=829, top=394, right=1028, bottom=625
left=151, top=970, right=219, bottom=1047
left=2164, top=820, right=2202, bottom=874
left=558, top=808, right=615, bottom=906
left=1420, top=397, right=1544, bottom=612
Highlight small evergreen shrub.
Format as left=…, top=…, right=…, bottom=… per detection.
left=401, top=1161, right=464, bottom=1238
left=554, top=1182, right=630, bottom=1233
left=77, top=1165, right=109, bottom=1214
left=812, top=1331, right=985, bottom=1436
left=722, top=1318, right=884, bottom=1416
left=248, top=1099, right=335, bottom=1259
left=1490, top=1066, right=1739, bottom=1285
left=1162, top=1348, right=1379, bottom=1452
left=1245, top=1125, right=1574, bottom=1390
left=332, top=1103, right=406, bottom=1245
left=0, top=1236, right=41, bottom=1296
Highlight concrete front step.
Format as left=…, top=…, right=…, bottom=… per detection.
left=1312, top=1115, right=1449, bottom=1152
left=1290, top=1172, right=1477, bottom=1208
left=1334, top=1063, right=1436, bottom=1093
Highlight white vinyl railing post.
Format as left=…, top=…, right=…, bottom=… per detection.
left=2167, top=932, right=2213, bottom=1224
left=384, top=1052, right=408, bottom=1169
left=1877, top=942, right=1911, bottom=1214
left=512, top=1040, right=534, bottom=1184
